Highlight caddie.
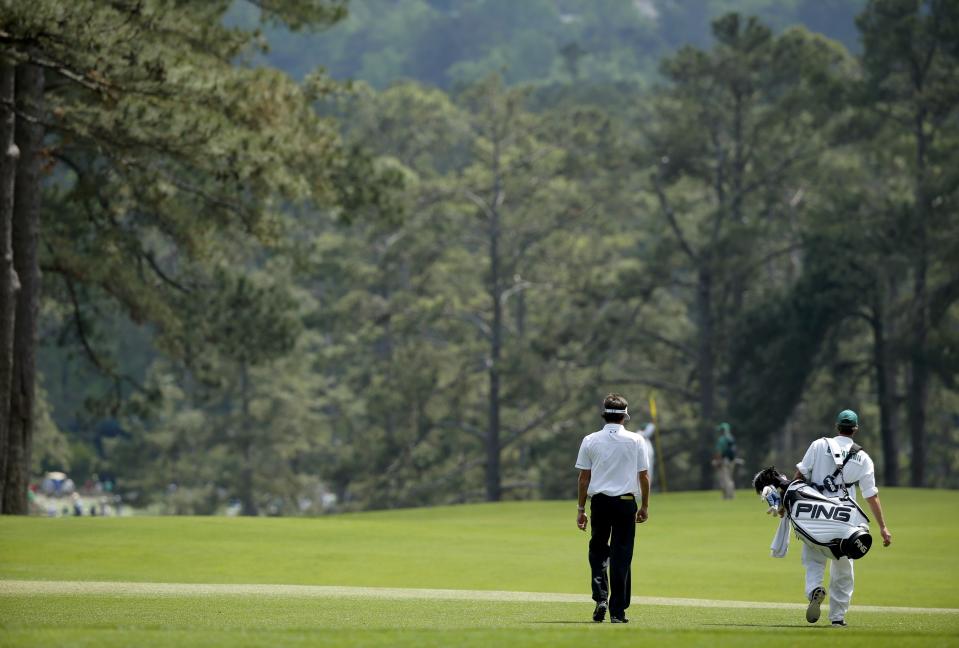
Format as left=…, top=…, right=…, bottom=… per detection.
left=793, top=409, right=892, bottom=627
left=575, top=393, right=650, bottom=624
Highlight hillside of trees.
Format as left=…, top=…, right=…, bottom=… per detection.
left=2, top=0, right=957, bottom=515
left=229, top=0, right=868, bottom=88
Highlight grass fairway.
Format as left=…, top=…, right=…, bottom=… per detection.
left=1, top=488, right=957, bottom=646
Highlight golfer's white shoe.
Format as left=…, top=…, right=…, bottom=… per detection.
left=806, top=587, right=826, bottom=623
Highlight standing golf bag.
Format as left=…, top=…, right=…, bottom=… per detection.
left=753, top=466, right=873, bottom=560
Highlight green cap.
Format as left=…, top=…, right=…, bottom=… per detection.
left=716, top=422, right=731, bottom=433
left=836, top=409, right=858, bottom=427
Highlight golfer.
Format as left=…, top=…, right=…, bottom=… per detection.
left=575, top=393, right=650, bottom=623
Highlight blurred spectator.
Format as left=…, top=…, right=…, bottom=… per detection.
left=713, top=422, right=740, bottom=499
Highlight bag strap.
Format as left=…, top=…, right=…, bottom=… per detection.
left=832, top=442, right=862, bottom=478
left=819, top=439, right=863, bottom=495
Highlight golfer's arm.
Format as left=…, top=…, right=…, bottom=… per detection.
left=577, top=470, right=591, bottom=509
left=638, top=471, right=649, bottom=509
left=865, top=494, right=888, bottom=528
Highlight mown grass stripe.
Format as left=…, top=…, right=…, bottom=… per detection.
left=2, top=580, right=956, bottom=615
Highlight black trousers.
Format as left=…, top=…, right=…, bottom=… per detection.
left=588, top=493, right=637, bottom=617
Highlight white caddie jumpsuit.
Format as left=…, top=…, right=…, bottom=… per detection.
left=796, top=435, right=878, bottom=623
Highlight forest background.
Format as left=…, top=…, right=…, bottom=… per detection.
left=1, top=0, right=957, bottom=515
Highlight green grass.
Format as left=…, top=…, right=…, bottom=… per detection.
left=2, top=595, right=957, bottom=648
left=2, top=488, right=958, bottom=647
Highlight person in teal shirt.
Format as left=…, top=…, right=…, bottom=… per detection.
left=714, top=422, right=737, bottom=499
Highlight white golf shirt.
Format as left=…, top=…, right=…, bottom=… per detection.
left=796, top=435, right=878, bottom=500
left=575, top=424, right=650, bottom=497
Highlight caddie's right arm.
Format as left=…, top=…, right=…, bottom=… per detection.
left=865, top=494, right=892, bottom=546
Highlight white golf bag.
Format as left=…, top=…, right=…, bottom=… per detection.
left=781, top=480, right=872, bottom=560
left=753, top=465, right=873, bottom=560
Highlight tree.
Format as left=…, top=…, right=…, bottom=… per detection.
left=856, top=0, right=959, bottom=486
left=641, top=15, right=853, bottom=487
left=2, top=61, right=42, bottom=514
left=111, top=269, right=315, bottom=516
left=305, top=78, right=600, bottom=506
left=449, top=75, right=601, bottom=501
left=0, top=0, right=352, bottom=512
left=0, top=56, right=18, bottom=507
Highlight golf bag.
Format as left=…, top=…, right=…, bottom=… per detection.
left=753, top=467, right=873, bottom=560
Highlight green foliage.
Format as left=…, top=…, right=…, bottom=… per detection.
left=729, top=235, right=861, bottom=457
left=1, top=0, right=396, bottom=510
left=10, top=1, right=959, bottom=513
left=630, top=15, right=861, bottom=484
left=246, top=0, right=867, bottom=89
left=29, top=380, right=70, bottom=473
left=3, top=0, right=353, bottom=391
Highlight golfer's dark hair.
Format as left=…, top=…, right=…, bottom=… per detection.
left=837, top=423, right=857, bottom=435
left=602, top=393, right=628, bottom=423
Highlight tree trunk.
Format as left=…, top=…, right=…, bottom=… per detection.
left=238, top=361, right=258, bottom=516
left=4, top=63, right=42, bottom=515
left=696, top=265, right=716, bottom=490
left=906, top=257, right=928, bottom=487
left=870, top=295, right=899, bottom=486
left=722, top=91, right=746, bottom=435
left=906, top=101, right=930, bottom=488
left=485, top=141, right=503, bottom=503
left=0, top=58, right=20, bottom=512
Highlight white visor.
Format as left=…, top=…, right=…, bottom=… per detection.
left=603, top=407, right=630, bottom=420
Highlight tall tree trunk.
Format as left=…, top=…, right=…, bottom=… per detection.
left=485, top=141, right=503, bottom=503
left=0, top=58, right=20, bottom=512
left=870, top=295, right=899, bottom=486
left=722, top=91, right=746, bottom=431
left=906, top=102, right=930, bottom=488
left=4, top=63, right=42, bottom=514
left=906, top=254, right=928, bottom=487
left=696, top=265, right=715, bottom=490
left=238, top=361, right=258, bottom=516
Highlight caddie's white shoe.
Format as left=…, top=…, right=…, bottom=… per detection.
left=831, top=619, right=848, bottom=627
left=806, top=587, right=826, bottom=623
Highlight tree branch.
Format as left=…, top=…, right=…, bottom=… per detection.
left=502, top=416, right=576, bottom=450
left=600, top=375, right=697, bottom=402
left=652, top=164, right=698, bottom=262
left=632, top=325, right=694, bottom=358
left=463, top=188, right=495, bottom=221
left=143, top=250, right=191, bottom=294
left=0, top=40, right=112, bottom=96
left=60, top=272, right=150, bottom=396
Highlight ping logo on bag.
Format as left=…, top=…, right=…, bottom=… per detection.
left=794, top=502, right=853, bottom=522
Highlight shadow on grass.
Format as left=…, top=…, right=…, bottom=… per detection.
left=531, top=622, right=814, bottom=628
left=702, top=623, right=814, bottom=629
